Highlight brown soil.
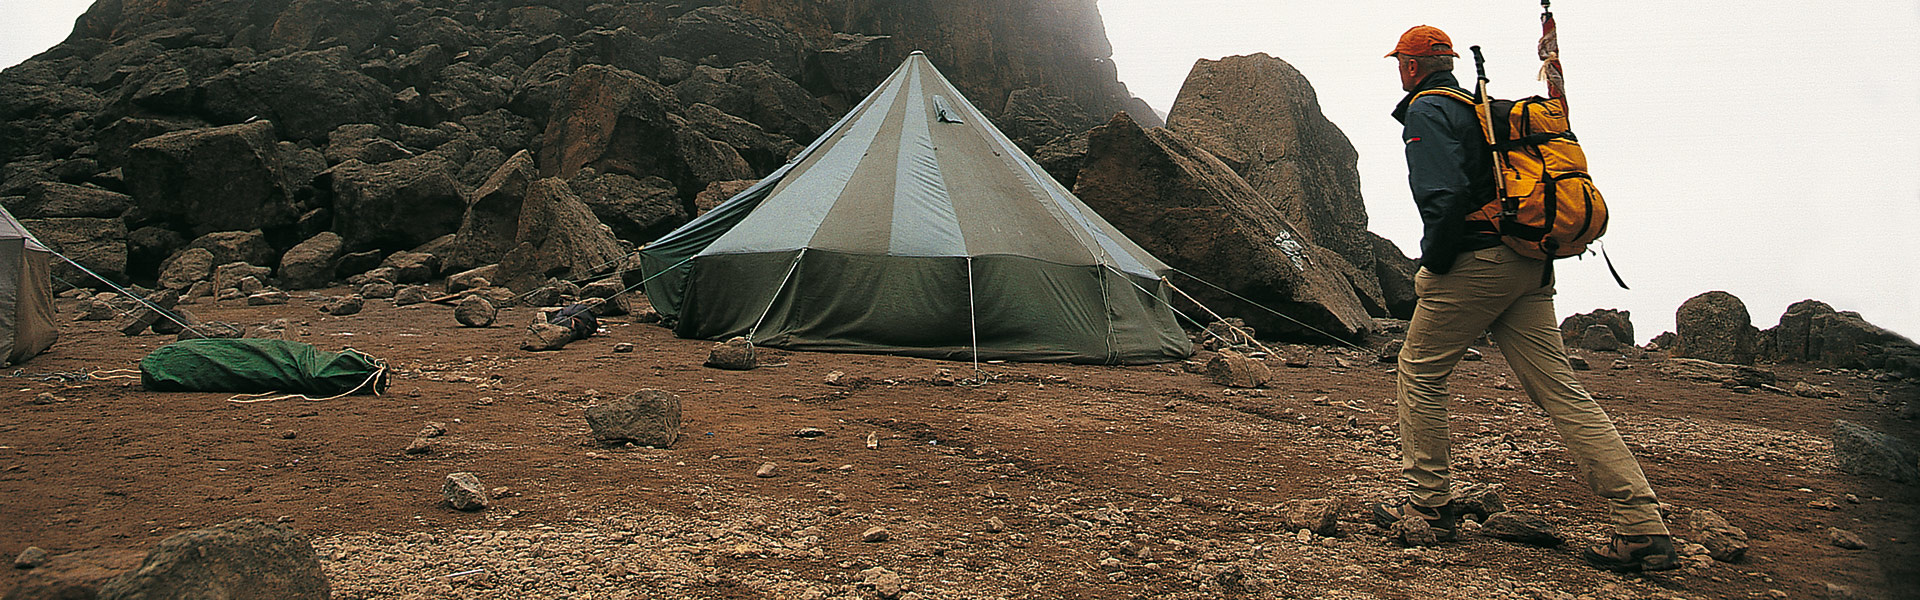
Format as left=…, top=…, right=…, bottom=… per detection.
left=2, top=289, right=1916, bottom=599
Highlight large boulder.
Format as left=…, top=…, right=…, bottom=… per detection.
left=537, top=64, right=752, bottom=196
left=22, top=217, right=127, bottom=286
left=656, top=6, right=807, bottom=80
left=156, top=247, right=216, bottom=291
left=2, top=549, right=148, bottom=600
left=1071, top=112, right=1375, bottom=342
left=1166, top=53, right=1406, bottom=318
left=565, top=169, right=686, bottom=243
left=195, top=47, right=394, bottom=142
left=1561, top=309, right=1635, bottom=348
left=186, top=230, right=274, bottom=269
left=1765, top=300, right=1920, bottom=378
left=446, top=150, right=537, bottom=273
left=585, top=389, right=683, bottom=447
left=678, top=102, right=801, bottom=173
left=1673, top=291, right=1761, bottom=365
left=95, top=518, right=329, bottom=600
left=670, top=61, right=831, bottom=144
left=123, top=121, right=302, bottom=237
left=324, top=155, right=467, bottom=252
left=495, top=178, right=626, bottom=292
left=278, top=232, right=344, bottom=289
left=1832, top=420, right=1919, bottom=483
left=10, top=181, right=131, bottom=218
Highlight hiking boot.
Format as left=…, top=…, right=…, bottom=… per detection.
left=1370, top=498, right=1458, bottom=541
left=1582, top=534, right=1679, bottom=572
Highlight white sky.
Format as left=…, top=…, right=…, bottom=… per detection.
left=6, top=1, right=1919, bottom=342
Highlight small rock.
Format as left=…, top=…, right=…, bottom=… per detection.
left=754, top=462, right=779, bottom=478
left=1447, top=483, right=1508, bottom=522
left=1492, top=377, right=1516, bottom=391
left=985, top=517, right=1005, bottom=533
left=1686, top=509, right=1750, bottom=562
left=612, top=342, right=634, bottom=353
left=1280, top=498, right=1340, bottom=536
left=1611, top=359, right=1630, bottom=370
left=75, top=299, right=117, bottom=321
left=521, top=322, right=575, bottom=351
left=1567, top=354, right=1591, bottom=370
left=932, top=369, right=956, bottom=386
left=404, top=437, right=434, bottom=455
left=1463, top=348, right=1484, bottom=362
left=1809, top=496, right=1841, bottom=511
left=1205, top=350, right=1270, bottom=388
left=244, top=290, right=289, bottom=306
left=392, top=285, right=430, bottom=307
left=793, top=428, right=827, bottom=438
left=1824, top=582, right=1858, bottom=598
left=279, top=430, right=297, bottom=440
left=442, top=472, right=490, bottom=511
left=1391, top=516, right=1438, bottom=546
left=861, top=527, right=891, bottom=543
left=705, top=336, right=756, bottom=370
left=1479, top=512, right=1562, bottom=546
left=323, top=296, right=364, bottom=316
left=1827, top=528, right=1869, bottom=550
left=418, top=422, right=447, bottom=438
left=30, top=392, right=59, bottom=405
left=360, top=282, right=396, bottom=299
left=858, top=566, right=903, bottom=599
left=584, top=389, right=682, bottom=447
left=455, top=295, right=497, bottom=328
left=1378, top=339, right=1404, bottom=363
left=13, top=546, right=49, bottom=569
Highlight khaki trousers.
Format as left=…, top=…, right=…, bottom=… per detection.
left=1396, top=245, right=1669, bottom=536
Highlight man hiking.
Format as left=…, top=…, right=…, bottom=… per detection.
left=1373, top=25, right=1677, bottom=573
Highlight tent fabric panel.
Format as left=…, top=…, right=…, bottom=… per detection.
left=8, top=247, right=58, bottom=364
left=886, top=63, right=966, bottom=257
left=636, top=177, right=781, bottom=319
left=0, top=239, right=19, bottom=364
left=675, top=250, right=1189, bottom=364
left=807, top=74, right=910, bottom=256
left=930, top=103, right=1093, bottom=265
left=704, top=69, right=910, bottom=255
left=0, top=206, right=48, bottom=252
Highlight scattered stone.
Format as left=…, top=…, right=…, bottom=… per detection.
left=418, top=422, right=447, bottom=438
left=1809, top=496, right=1841, bottom=511
left=584, top=389, right=682, bottom=448
left=705, top=336, right=756, bottom=370
left=1828, top=527, right=1869, bottom=550
left=1205, top=350, right=1270, bottom=388
left=1463, top=348, right=1484, bottom=361
left=1611, top=359, right=1630, bottom=370
left=1567, top=354, right=1591, bottom=370
left=986, top=517, right=1005, bottom=533
left=522, top=286, right=563, bottom=307
left=14, top=546, right=49, bottom=569
left=1279, top=497, right=1340, bottom=536
left=403, top=437, right=434, bottom=455
left=30, top=392, right=59, bottom=405
left=360, top=282, right=396, bottom=299
left=442, top=473, right=490, bottom=511
left=392, top=285, right=430, bottom=307
left=612, top=342, right=634, bottom=353
left=322, top=295, right=364, bottom=316
left=1831, top=419, right=1920, bottom=483
left=1824, top=582, right=1858, bottom=599
left=1479, top=512, right=1562, bottom=546
left=754, top=462, right=778, bottom=478
left=932, top=368, right=957, bottom=386
left=455, top=295, right=497, bottom=327
left=245, top=290, right=290, bottom=306
left=1378, top=339, right=1404, bottom=363
left=520, top=322, right=575, bottom=351
left=1492, top=377, right=1516, bottom=391
left=95, top=518, right=329, bottom=599
left=1390, top=515, right=1438, bottom=546
left=861, top=527, right=891, bottom=543
left=75, top=298, right=118, bottom=321
left=1447, top=483, right=1508, bottom=522
left=1686, top=509, right=1750, bottom=562
left=793, top=428, right=826, bottom=438
left=858, top=566, right=903, bottom=599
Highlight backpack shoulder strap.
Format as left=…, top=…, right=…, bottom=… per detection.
left=1412, top=87, right=1476, bottom=105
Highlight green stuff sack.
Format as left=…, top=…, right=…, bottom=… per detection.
left=140, top=338, right=388, bottom=397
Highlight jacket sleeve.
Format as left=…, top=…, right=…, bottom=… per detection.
left=1403, top=97, right=1478, bottom=274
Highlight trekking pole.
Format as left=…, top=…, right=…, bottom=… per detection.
left=1469, top=46, right=1509, bottom=203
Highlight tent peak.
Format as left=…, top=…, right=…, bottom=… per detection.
left=910, top=50, right=925, bottom=56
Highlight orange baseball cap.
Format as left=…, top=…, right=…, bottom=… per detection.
left=1386, top=25, right=1461, bottom=58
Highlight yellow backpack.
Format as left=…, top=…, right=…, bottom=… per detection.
left=1415, top=88, right=1609, bottom=261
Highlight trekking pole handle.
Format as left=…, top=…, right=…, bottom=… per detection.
left=1470, top=45, right=1489, bottom=86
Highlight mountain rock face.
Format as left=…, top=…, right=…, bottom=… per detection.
left=1072, top=112, right=1376, bottom=343
left=1166, top=53, right=1415, bottom=319
left=1764, top=299, right=1920, bottom=378
left=1, top=0, right=1154, bottom=290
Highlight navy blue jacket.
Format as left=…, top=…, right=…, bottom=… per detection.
left=1391, top=71, right=1501, bottom=273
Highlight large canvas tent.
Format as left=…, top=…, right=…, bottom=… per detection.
left=0, top=205, right=57, bottom=365
left=639, top=52, right=1190, bottom=364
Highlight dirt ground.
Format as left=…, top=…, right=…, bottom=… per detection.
left=2, top=288, right=1916, bottom=599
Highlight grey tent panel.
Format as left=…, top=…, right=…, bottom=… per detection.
left=0, top=206, right=57, bottom=365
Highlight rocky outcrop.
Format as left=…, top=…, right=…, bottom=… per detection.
left=1166, top=53, right=1413, bottom=318
left=323, top=155, right=467, bottom=253
left=1764, top=300, right=1920, bottom=378
left=122, top=121, right=302, bottom=238
left=1561, top=309, right=1635, bottom=348
left=96, top=518, right=330, bottom=600
left=1673, top=291, right=1760, bottom=365
left=1072, top=112, right=1375, bottom=342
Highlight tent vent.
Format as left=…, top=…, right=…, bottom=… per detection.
left=933, top=95, right=964, bottom=124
